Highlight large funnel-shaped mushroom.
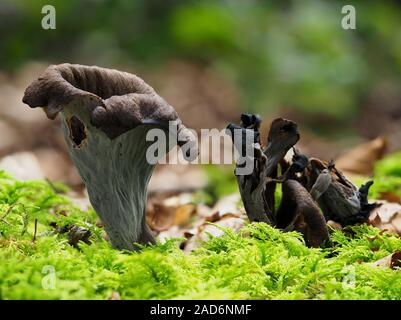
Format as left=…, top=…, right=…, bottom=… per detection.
left=23, top=64, right=197, bottom=250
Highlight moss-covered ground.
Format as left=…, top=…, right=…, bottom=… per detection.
left=1, top=153, right=401, bottom=300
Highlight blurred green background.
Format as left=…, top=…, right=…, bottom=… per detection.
left=0, top=0, right=400, bottom=231
left=0, top=0, right=401, bottom=168
left=2, top=0, right=401, bottom=127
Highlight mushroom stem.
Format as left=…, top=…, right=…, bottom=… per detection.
left=62, top=110, right=157, bottom=249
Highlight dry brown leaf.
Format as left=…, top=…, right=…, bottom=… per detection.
left=183, top=230, right=195, bottom=239
left=146, top=193, right=196, bottom=231
left=174, top=204, right=196, bottom=227
left=204, top=211, right=221, bottom=223
left=335, top=137, right=387, bottom=176
left=369, top=212, right=383, bottom=229
left=371, top=251, right=401, bottom=269
left=205, top=212, right=241, bottom=223
left=369, top=202, right=401, bottom=225
left=146, top=202, right=176, bottom=232
left=368, top=202, right=401, bottom=235
left=379, top=192, right=401, bottom=204
left=391, top=215, right=401, bottom=236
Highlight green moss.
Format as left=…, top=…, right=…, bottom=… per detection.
left=369, top=176, right=401, bottom=199
left=375, top=151, right=401, bottom=178
left=203, top=164, right=238, bottom=202
left=366, top=151, right=401, bottom=199
left=1, top=165, right=401, bottom=300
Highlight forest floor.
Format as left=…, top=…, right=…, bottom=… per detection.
left=1, top=151, right=401, bottom=300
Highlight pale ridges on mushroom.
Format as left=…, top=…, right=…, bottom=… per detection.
left=23, top=63, right=197, bottom=250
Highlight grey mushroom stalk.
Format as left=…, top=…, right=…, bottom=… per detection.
left=23, top=63, right=197, bottom=250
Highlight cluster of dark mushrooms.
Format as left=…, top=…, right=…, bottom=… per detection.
left=227, top=114, right=377, bottom=247
left=23, top=63, right=377, bottom=250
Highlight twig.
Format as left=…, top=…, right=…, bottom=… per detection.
left=0, top=205, right=15, bottom=225
left=32, top=219, right=38, bottom=243
left=46, top=178, right=64, bottom=194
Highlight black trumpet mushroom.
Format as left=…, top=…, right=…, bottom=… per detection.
left=23, top=64, right=197, bottom=250
left=227, top=114, right=377, bottom=247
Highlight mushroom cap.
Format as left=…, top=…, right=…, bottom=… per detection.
left=22, top=63, right=197, bottom=158
left=267, top=118, right=299, bottom=148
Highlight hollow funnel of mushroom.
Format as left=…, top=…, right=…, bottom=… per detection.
left=23, top=63, right=197, bottom=250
